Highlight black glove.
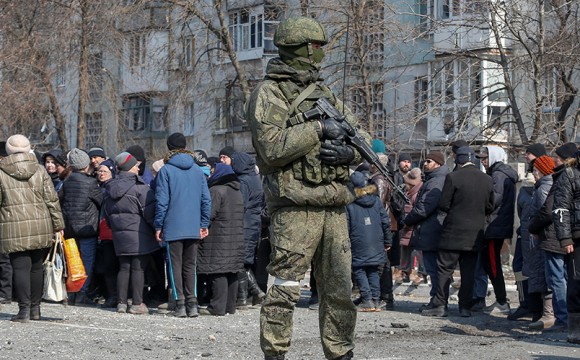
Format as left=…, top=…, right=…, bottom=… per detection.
left=319, top=142, right=355, bottom=165
left=318, top=118, right=348, bottom=141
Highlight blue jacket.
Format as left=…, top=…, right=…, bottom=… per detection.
left=231, top=152, right=265, bottom=265
left=405, top=164, right=450, bottom=251
left=154, top=151, right=211, bottom=241
left=142, top=167, right=155, bottom=186
left=346, top=185, right=392, bottom=268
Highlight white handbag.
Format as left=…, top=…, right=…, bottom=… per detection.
left=42, top=234, right=67, bottom=302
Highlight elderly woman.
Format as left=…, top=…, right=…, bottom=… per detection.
left=0, top=135, right=65, bottom=322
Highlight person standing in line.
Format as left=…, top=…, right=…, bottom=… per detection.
left=0, top=142, right=13, bottom=305
left=104, top=153, right=159, bottom=314
left=197, top=163, right=245, bottom=316
left=422, top=147, right=495, bottom=317
left=154, top=132, right=211, bottom=318
left=404, top=151, right=450, bottom=312
left=88, top=146, right=107, bottom=176
left=219, top=146, right=235, bottom=166
left=42, top=150, right=62, bottom=188
left=0, top=135, right=65, bottom=322
left=476, top=146, right=518, bottom=315
left=61, top=148, right=103, bottom=306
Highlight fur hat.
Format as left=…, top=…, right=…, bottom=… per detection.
left=533, top=155, right=555, bottom=176
left=5, top=135, right=31, bottom=155
left=69, top=148, right=90, bottom=170
left=426, top=151, right=445, bottom=166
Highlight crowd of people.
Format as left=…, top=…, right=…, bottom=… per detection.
left=0, top=132, right=578, bottom=346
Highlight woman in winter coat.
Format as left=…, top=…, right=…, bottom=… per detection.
left=399, top=168, right=426, bottom=285
left=0, top=135, right=65, bottom=322
left=346, top=172, right=392, bottom=312
left=525, top=156, right=554, bottom=329
left=197, top=163, right=245, bottom=316
left=103, top=153, right=159, bottom=314
left=96, top=160, right=118, bottom=308
left=42, top=149, right=62, bottom=188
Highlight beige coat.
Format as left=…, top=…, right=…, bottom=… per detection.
left=0, top=153, right=65, bottom=254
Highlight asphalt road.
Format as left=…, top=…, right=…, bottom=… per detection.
left=0, top=292, right=577, bottom=360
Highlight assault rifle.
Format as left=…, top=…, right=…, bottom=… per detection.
left=299, top=97, right=411, bottom=204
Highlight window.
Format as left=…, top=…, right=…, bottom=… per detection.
left=430, top=59, right=481, bottom=106
left=122, top=95, right=167, bottom=132
left=215, top=99, right=227, bottom=131
left=183, top=36, right=195, bottom=69
left=348, top=83, right=385, bottom=136
left=129, top=34, right=147, bottom=67
left=417, top=0, right=433, bottom=32
left=88, top=52, right=103, bottom=101
left=56, top=62, right=66, bottom=87
left=365, top=4, right=385, bottom=66
left=184, top=102, right=195, bottom=136
left=85, top=113, right=102, bottom=147
left=228, top=5, right=279, bottom=53
left=485, top=61, right=506, bottom=101
left=415, top=77, right=429, bottom=138
left=441, top=0, right=450, bottom=19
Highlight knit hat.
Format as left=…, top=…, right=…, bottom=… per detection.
left=207, top=156, right=220, bottom=169
left=115, top=152, right=138, bottom=171
left=425, top=151, right=445, bottom=166
left=525, top=143, right=547, bottom=158
left=372, top=140, right=386, bottom=154
left=350, top=171, right=367, bottom=189
left=219, top=146, right=235, bottom=158
left=97, top=159, right=117, bottom=179
left=88, top=146, right=106, bottom=159
left=126, top=145, right=146, bottom=175
left=404, top=168, right=422, bottom=186
left=167, top=132, right=186, bottom=150
left=55, top=151, right=68, bottom=168
left=398, top=154, right=412, bottom=163
left=455, top=146, right=476, bottom=164
left=194, top=150, right=208, bottom=166
left=5, top=135, right=31, bottom=155
left=533, top=155, right=555, bottom=176
left=452, top=139, right=469, bottom=154
left=0, top=142, right=7, bottom=157
left=69, top=148, right=90, bottom=170
left=555, top=142, right=577, bottom=160
left=152, top=159, right=164, bottom=173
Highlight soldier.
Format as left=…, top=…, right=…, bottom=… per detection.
left=245, top=16, right=369, bottom=360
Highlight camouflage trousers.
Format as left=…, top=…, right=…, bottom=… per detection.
left=260, top=206, right=356, bottom=359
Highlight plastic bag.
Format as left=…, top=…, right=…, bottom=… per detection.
left=62, top=236, right=87, bottom=292
left=42, top=234, right=67, bottom=302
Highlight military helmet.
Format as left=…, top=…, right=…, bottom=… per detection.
left=273, top=16, right=328, bottom=47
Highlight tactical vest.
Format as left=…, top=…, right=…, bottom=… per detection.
left=276, top=79, right=350, bottom=185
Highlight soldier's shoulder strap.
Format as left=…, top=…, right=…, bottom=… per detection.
left=286, top=82, right=316, bottom=117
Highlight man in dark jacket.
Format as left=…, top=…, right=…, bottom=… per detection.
left=126, top=145, right=155, bottom=186
left=476, top=145, right=518, bottom=315
left=551, top=143, right=580, bottom=344
left=525, top=143, right=547, bottom=172
left=154, top=133, right=212, bottom=318
left=61, top=148, right=103, bottom=305
left=104, top=152, right=159, bottom=314
left=404, top=151, right=450, bottom=310
left=88, top=146, right=107, bottom=175
left=231, top=152, right=267, bottom=308
left=422, top=147, right=495, bottom=317
left=198, top=163, right=245, bottom=316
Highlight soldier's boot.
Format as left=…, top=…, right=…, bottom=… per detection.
left=332, top=350, right=353, bottom=360
left=237, top=275, right=248, bottom=310
left=568, top=313, right=580, bottom=344
left=247, top=269, right=266, bottom=302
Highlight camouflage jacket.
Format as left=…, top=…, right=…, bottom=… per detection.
left=245, top=58, right=369, bottom=211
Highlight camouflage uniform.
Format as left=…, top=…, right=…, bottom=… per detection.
left=245, top=16, right=368, bottom=360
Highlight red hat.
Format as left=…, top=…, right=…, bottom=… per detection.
left=533, top=155, right=555, bottom=176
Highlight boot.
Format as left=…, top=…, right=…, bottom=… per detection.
left=170, top=302, right=187, bottom=318
left=247, top=269, right=266, bottom=301
left=529, top=296, right=556, bottom=330
left=236, top=274, right=248, bottom=310
left=30, top=305, right=41, bottom=321
left=11, top=307, right=30, bottom=323
left=186, top=300, right=199, bottom=318
left=568, top=313, right=580, bottom=344
left=102, top=275, right=117, bottom=309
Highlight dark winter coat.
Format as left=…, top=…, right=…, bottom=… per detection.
left=517, top=179, right=535, bottom=277
left=438, top=164, right=495, bottom=252
left=197, top=164, right=245, bottom=275
left=529, top=166, right=567, bottom=255
left=553, top=160, right=580, bottom=247
left=346, top=185, right=392, bottom=268
left=154, top=150, right=211, bottom=241
left=405, top=164, right=450, bottom=251
left=61, top=171, right=103, bottom=239
left=484, top=162, right=518, bottom=240
left=103, top=171, right=159, bottom=257
left=525, top=175, right=552, bottom=293
left=231, top=152, right=265, bottom=265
